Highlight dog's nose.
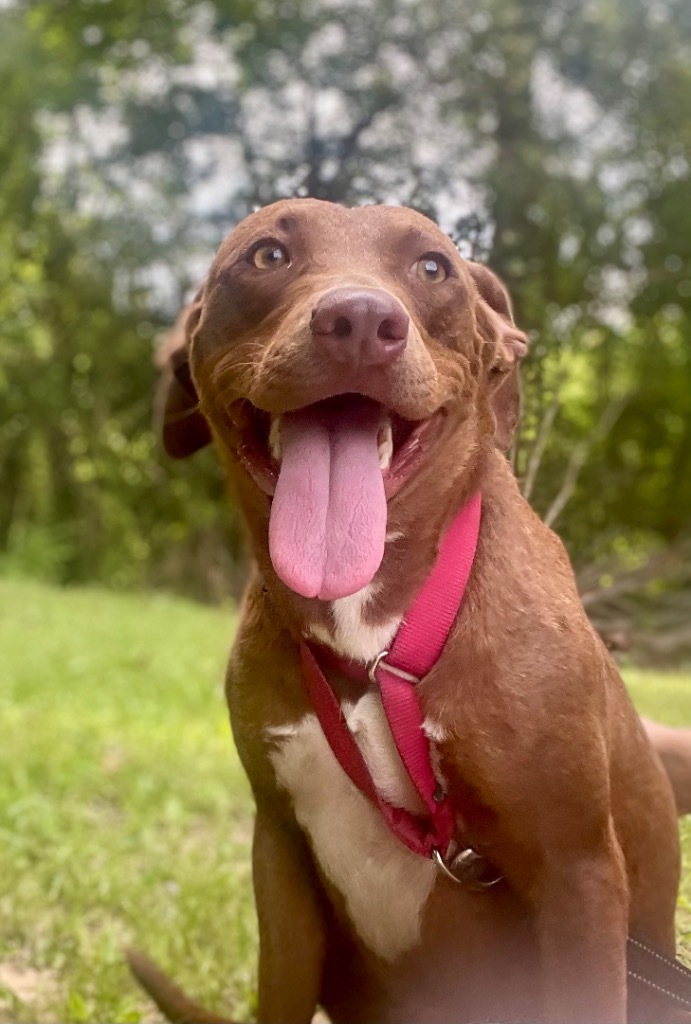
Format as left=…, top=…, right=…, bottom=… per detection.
left=311, top=288, right=409, bottom=366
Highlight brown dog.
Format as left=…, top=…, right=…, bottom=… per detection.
left=133, top=199, right=691, bottom=1024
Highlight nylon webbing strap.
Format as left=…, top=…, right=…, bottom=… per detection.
left=300, top=493, right=482, bottom=860
left=627, top=934, right=691, bottom=1019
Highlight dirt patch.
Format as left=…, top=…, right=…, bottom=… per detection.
left=0, top=960, right=60, bottom=1022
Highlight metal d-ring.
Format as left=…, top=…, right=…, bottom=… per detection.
left=367, top=650, right=421, bottom=686
left=433, top=846, right=503, bottom=890
left=433, top=847, right=464, bottom=883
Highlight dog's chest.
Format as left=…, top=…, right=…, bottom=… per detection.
left=268, top=593, right=440, bottom=962
left=268, top=700, right=437, bottom=962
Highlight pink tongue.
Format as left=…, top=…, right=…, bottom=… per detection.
left=269, top=400, right=387, bottom=600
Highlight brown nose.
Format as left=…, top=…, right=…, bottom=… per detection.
left=310, top=288, right=409, bottom=367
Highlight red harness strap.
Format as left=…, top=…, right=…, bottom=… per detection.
left=300, top=492, right=482, bottom=862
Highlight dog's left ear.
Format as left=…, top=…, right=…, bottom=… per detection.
left=467, top=262, right=529, bottom=451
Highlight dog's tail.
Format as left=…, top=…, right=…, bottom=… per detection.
left=642, top=717, right=691, bottom=816
left=126, top=948, right=238, bottom=1024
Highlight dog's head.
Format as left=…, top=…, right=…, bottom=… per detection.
left=158, top=199, right=527, bottom=602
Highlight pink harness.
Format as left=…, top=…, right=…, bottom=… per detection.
left=300, top=492, right=496, bottom=883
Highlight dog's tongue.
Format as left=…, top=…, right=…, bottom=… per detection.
left=269, top=399, right=386, bottom=600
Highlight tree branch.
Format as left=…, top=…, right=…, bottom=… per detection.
left=521, top=374, right=566, bottom=501
left=544, top=395, right=628, bottom=529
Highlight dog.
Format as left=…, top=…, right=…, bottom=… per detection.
left=131, top=198, right=691, bottom=1023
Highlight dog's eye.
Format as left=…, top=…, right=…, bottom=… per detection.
left=251, top=242, right=291, bottom=270
left=415, top=253, right=448, bottom=284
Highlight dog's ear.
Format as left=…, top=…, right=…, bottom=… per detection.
left=154, top=286, right=212, bottom=459
left=467, top=262, right=528, bottom=451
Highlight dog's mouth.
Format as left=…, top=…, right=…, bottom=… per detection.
left=228, top=394, right=446, bottom=601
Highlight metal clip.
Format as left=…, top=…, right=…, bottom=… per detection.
left=367, top=650, right=421, bottom=686
left=433, top=845, right=503, bottom=891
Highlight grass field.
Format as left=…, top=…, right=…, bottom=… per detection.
left=0, top=577, right=690, bottom=1022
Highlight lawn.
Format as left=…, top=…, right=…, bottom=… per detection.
left=0, top=577, right=689, bottom=1022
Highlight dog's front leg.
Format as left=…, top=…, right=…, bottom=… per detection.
left=534, top=826, right=629, bottom=1024
left=253, top=807, right=325, bottom=1024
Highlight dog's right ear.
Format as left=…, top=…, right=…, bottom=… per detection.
left=154, top=287, right=212, bottom=459
left=467, top=262, right=529, bottom=452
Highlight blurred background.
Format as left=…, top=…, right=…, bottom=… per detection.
left=1, top=0, right=690, bottom=659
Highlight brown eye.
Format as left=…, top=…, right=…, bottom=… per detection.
left=415, top=253, right=448, bottom=284
left=252, top=242, right=290, bottom=270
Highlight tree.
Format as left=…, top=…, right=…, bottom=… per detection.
left=1, top=0, right=689, bottom=641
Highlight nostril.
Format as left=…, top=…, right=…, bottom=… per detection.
left=333, top=315, right=352, bottom=338
left=378, top=317, right=406, bottom=341
left=377, top=308, right=409, bottom=343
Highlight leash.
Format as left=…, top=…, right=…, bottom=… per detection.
left=300, top=491, right=498, bottom=885
left=627, top=935, right=691, bottom=1019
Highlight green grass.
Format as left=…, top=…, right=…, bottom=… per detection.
left=0, top=577, right=690, bottom=1022
left=0, top=578, right=254, bottom=1023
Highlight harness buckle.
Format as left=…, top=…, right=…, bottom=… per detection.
left=367, top=650, right=421, bottom=686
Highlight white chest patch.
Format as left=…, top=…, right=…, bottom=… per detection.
left=307, top=582, right=402, bottom=663
left=267, top=697, right=437, bottom=962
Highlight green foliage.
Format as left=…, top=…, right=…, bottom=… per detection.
left=0, top=0, right=689, bottom=598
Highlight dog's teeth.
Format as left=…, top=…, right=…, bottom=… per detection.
left=269, top=417, right=282, bottom=463
left=378, top=419, right=393, bottom=471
